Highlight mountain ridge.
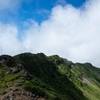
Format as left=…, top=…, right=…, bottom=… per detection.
left=0, top=52, right=100, bottom=100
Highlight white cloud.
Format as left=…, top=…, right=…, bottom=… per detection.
left=0, top=0, right=100, bottom=67
left=0, top=23, right=24, bottom=55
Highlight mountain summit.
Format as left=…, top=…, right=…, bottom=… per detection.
left=0, top=52, right=100, bottom=100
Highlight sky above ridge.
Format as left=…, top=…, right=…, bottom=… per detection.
left=0, top=0, right=86, bottom=24
left=0, top=0, right=100, bottom=67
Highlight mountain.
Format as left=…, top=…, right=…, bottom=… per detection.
left=0, top=52, right=100, bottom=100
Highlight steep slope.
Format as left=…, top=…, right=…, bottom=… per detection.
left=0, top=52, right=100, bottom=100
left=51, top=55, right=100, bottom=100
left=70, top=63, right=100, bottom=100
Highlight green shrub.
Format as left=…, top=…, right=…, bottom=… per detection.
left=22, top=82, right=45, bottom=96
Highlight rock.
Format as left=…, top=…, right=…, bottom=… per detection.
left=2, top=97, right=7, bottom=100
left=10, top=98, right=15, bottom=100
left=30, top=94, right=36, bottom=98
left=12, top=67, right=19, bottom=74
left=0, top=59, right=6, bottom=65
left=16, top=64, right=24, bottom=71
left=2, top=96, right=10, bottom=100
left=12, top=64, right=24, bottom=74
left=0, top=90, right=7, bottom=95
left=6, top=70, right=12, bottom=75
left=12, top=93, right=15, bottom=96
left=34, top=95, right=39, bottom=100
left=13, top=88, right=19, bottom=92
left=24, top=71, right=32, bottom=80
left=19, top=69, right=26, bottom=74
left=17, top=79, right=25, bottom=83
left=23, top=92, right=27, bottom=96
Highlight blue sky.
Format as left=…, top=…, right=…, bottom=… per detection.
left=19, top=0, right=86, bottom=23
left=0, top=0, right=86, bottom=24
left=1, top=0, right=100, bottom=67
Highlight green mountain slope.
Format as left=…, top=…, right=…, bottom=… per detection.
left=0, top=52, right=100, bottom=100
left=50, top=55, right=100, bottom=100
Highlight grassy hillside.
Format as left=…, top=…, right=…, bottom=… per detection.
left=0, top=52, right=100, bottom=100
left=52, top=55, right=100, bottom=100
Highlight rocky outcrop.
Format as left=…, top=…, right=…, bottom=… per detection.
left=4, top=64, right=32, bottom=82
left=0, top=55, right=14, bottom=67
left=24, top=71, right=32, bottom=80
left=6, top=64, right=24, bottom=75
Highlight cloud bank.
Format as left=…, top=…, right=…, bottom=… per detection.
left=0, top=0, right=100, bottom=67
